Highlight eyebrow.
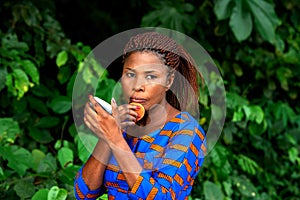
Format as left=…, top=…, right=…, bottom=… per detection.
left=124, top=67, right=159, bottom=74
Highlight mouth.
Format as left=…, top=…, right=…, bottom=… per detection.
left=130, top=96, right=147, bottom=104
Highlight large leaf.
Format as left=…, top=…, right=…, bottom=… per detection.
left=141, top=2, right=196, bottom=33
left=229, top=0, right=253, bottom=42
left=13, top=178, right=35, bottom=199
left=34, top=116, right=60, bottom=128
left=32, top=189, right=49, bottom=200
left=0, top=145, right=33, bottom=176
left=48, top=96, right=72, bottom=114
left=57, top=147, right=73, bottom=168
left=29, top=127, right=54, bottom=144
left=21, top=59, right=39, bottom=84
left=13, top=68, right=30, bottom=99
left=47, top=186, right=68, bottom=200
left=246, top=0, right=281, bottom=44
left=214, top=0, right=233, bottom=20
left=203, top=181, right=224, bottom=200
left=242, top=105, right=264, bottom=124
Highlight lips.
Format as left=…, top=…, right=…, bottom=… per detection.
left=130, top=96, right=147, bottom=103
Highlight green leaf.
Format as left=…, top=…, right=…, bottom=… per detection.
left=20, top=4, right=41, bottom=26
left=32, top=189, right=49, bottom=200
left=288, top=147, right=299, bottom=163
left=223, top=181, right=233, bottom=197
left=14, top=178, right=35, bottom=199
left=232, top=110, right=244, bottom=122
left=229, top=0, right=252, bottom=41
left=246, top=0, right=281, bottom=44
left=56, top=51, right=68, bottom=67
left=13, top=68, right=30, bottom=99
left=273, top=102, right=295, bottom=127
left=58, top=165, right=81, bottom=185
left=0, top=145, right=33, bottom=176
left=48, top=96, right=72, bottom=114
left=243, top=105, right=264, bottom=124
left=35, top=116, right=60, bottom=128
left=232, top=63, right=243, bottom=76
left=214, top=0, right=233, bottom=20
left=47, top=186, right=67, bottom=200
left=276, top=67, right=292, bottom=91
left=0, top=118, right=20, bottom=144
left=233, top=176, right=257, bottom=197
left=32, top=149, right=46, bottom=172
left=57, top=66, right=71, bottom=84
left=27, top=96, right=49, bottom=115
left=37, top=153, right=57, bottom=174
left=141, top=2, right=196, bottom=33
left=29, top=127, right=54, bottom=143
left=57, top=147, right=73, bottom=168
left=21, top=59, right=39, bottom=84
left=210, top=145, right=227, bottom=167
left=249, top=120, right=267, bottom=135
left=1, top=33, right=29, bottom=51
left=226, top=92, right=248, bottom=109
left=236, top=155, right=260, bottom=175
left=31, top=84, right=53, bottom=97
left=203, top=181, right=224, bottom=200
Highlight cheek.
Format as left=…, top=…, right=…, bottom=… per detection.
left=121, top=79, right=131, bottom=95
left=148, top=85, right=166, bottom=98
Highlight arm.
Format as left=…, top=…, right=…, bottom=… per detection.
left=74, top=139, right=111, bottom=200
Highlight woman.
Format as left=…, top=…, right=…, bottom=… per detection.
left=74, top=31, right=206, bottom=199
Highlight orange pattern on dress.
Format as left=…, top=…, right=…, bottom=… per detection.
left=163, top=158, right=181, bottom=168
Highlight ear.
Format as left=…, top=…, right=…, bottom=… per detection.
left=166, top=71, right=175, bottom=90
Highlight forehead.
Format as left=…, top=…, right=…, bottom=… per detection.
left=123, top=52, right=169, bottom=72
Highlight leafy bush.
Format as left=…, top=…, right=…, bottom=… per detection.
left=0, top=0, right=299, bottom=199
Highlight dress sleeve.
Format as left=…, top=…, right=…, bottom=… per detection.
left=128, top=121, right=206, bottom=200
left=74, top=167, right=106, bottom=200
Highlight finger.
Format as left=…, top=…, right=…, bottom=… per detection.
left=118, top=104, right=138, bottom=113
left=121, top=121, right=136, bottom=128
left=120, top=114, right=137, bottom=123
left=118, top=106, right=139, bottom=118
left=85, top=102, right=98, bottom=117
left=89, top=95, right=108, bottom=117
left=84, top=107, right=97, bottom=128
left=111, top=97, right=118, bottom=118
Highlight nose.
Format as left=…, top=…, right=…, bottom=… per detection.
left=133, top=77, right=145, bottom=92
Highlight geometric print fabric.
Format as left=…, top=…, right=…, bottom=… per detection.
left=74, top=111, right=206, bottom=200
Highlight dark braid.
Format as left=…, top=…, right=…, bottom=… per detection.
left=123, top=32, right=202, bottom=115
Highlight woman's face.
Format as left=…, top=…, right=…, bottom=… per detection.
left=121, top=51, right=174, bottom=110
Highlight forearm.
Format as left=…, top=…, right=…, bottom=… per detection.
left=109, top=139, right=142, bottom=188
left=82, top=139, right=111, bottom=190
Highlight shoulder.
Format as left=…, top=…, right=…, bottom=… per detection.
left=163, top=112, right=205, bottom=140
left=166, top=112, right=204, bottom=130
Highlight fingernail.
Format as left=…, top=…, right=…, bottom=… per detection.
left=111, top=97, right=116, bottom=105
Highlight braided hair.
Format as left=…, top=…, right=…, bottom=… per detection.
left=123, top=32, right=202, bottom=116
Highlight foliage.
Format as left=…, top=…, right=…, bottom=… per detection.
left=0, top=0, right=299, bottom=199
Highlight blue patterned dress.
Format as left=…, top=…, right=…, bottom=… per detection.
left=74, top=111, right=206, bottom=200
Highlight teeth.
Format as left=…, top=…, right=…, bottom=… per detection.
left=93, top=97, right=112, bottom=114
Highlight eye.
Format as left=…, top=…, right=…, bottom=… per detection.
left=146, top=75, right=157, bottom=80
left=126, top=72, right=135, bottom=78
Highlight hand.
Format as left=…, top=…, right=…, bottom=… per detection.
left=112, top=100, right=140, bottom=130
left=83, top=95, right=123, bottom=144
